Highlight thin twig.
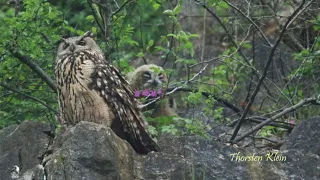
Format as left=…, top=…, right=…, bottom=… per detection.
left=224, top=0, right=272, bottom=47
left=87, top=0, right=106, bottom=37
left=111, top=0, right=136, bottom=17
left=161, top=24, right=176, bottom=67
left=192, top=0, right=251, bottom=66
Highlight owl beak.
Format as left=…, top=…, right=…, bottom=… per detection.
left=69, top=44, right=75, bottom=52
left=151, top=80, right=161, bottom=87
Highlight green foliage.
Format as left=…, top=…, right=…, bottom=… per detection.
left=0, top=0, right=91, bottom=127
left=285, top=16, right=320, bottom=119
left=187, top=91, right=203, bottom=104
left=258, top=126, right=274, bottom=137
left=258, top=126, right=286, bottom=138
left=109, top=0, right=168, bottom=60
left=290, top=17, right=320, bottom=82
left=292, top=49, right=320, bottom=77
left=147, top=115, right=210, bottom=139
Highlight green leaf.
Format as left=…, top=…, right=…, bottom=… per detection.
left=178, top=31, right=187, bottom=38
left=152, top=3, right=160, bottom=10
left=91, top=27, right=97, bottom=34
left=184, top=41, right=193, bottom=49
left=136, top=52, right=144, bottom=57
left=189, top=34, right=200, bottom=38
left=218, top=1, right=229, bottom=9
left=242, top=42, right=252, bottom=49
left=314, top=25, right=320, bottom=31
left=86, top=15, right=94, bottom=21
left=154, top=46, right=166, bottom=52
left=148, top=39, right=154, bottom=47
left=163, top=10, right=173, bottom=16
left=173, top=5, right=182, bottom=15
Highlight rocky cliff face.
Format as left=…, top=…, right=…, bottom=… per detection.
left=0, top=117, right=319, bottom=180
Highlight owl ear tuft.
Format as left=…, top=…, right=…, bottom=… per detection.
left=55, top=38, right=67, bottom=46
left=83, top=31, right=94, bottom=38
left=61, top=38, right=67, bottom=43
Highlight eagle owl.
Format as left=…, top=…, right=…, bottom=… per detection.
left=55, top=32, right=160, bottom=154
left=128, top=64, right=177, bottom=118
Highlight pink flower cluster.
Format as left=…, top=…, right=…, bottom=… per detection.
left=289, top=120, right=295, bottom=125
left=134, top=88, right=163, bottom=98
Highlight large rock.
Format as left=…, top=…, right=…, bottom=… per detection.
left=281, top=116, right=320, bottom=154
left=0, top=121, right=53, bottom=180
left=44, top=122, right=134, bottom=180
left=135, top=135, right=252, bottom=179
left=0, top=117, right=319, bottom=180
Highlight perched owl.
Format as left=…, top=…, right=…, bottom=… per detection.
left=55, top=32, right=160, bottom=154
left=128, top=64, right=177, bottom=118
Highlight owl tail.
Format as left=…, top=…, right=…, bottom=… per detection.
left=110, top=117, right=160, bottom=154
left=130, top=125, right=161, bottom=154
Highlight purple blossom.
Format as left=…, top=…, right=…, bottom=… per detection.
left=134, top=90, right=141, bottom=98
left=289, top=120, right=295, bottom=125
left=150, top=90, right=157, bottom=97
left=142, top=89, right=150, bottom=97
left=135, top=88, right=165, bottom=98
left=157, top=88, right=163, bottom=96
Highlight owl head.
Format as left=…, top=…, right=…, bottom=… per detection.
left=56, top=31, right=102, bottom=59
left=129, top=64, right=167, bottom=90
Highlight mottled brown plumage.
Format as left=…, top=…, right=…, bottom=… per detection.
left=55, top=32, right=160, bottom=154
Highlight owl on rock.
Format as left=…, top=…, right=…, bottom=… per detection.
left=55, top=32, right=160, bottom=154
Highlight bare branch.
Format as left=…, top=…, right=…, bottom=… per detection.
left=228, top=116, right=294, bottom=130
left=233, top=97, right=320, bottom=143
left=10, top=50, right=57, bottom=93
left=192, top=0, right=289, bottom=103
left=230, top=0, right=310, bottom=142
left=0, top=82, right=58, bottom=114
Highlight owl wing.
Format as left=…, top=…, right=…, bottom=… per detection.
left=85, top=51, right=160, bottom=154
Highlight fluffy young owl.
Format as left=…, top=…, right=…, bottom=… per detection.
left=128, top=64, right=177, bottom=118
left=55, top=32, right=160, bottom=154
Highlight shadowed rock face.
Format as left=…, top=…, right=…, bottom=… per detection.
left=0, top=121, right=52, bottom=180
left=281, top=116, right=320, bottom=154
left=0, top=117, right=319, bottom=180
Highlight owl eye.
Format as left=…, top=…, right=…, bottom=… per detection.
left=158, top=73, right=165, bottom=79
left=77, top=40, right=86, bottom=46
left=63, top=43, right=69, bottom=49
left=142, top=72, right=151, bottom=79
